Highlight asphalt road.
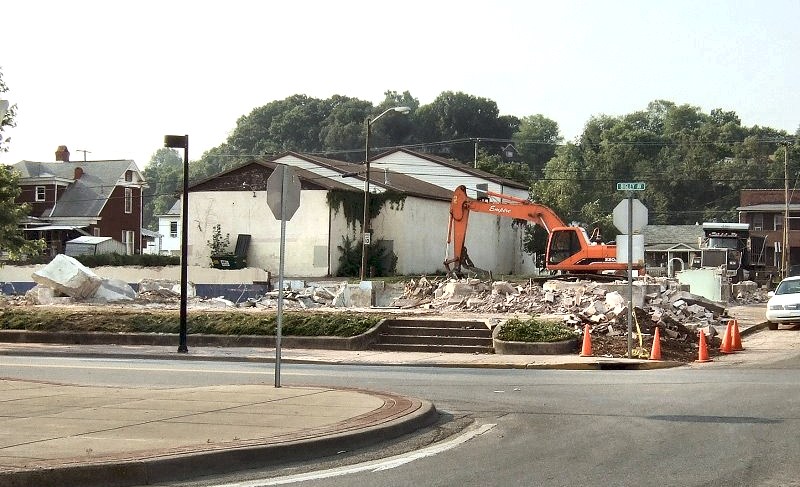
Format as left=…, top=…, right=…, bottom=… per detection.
left=2, top=341, right=799, bottom=487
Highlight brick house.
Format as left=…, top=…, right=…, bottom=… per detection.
left=737, top=189, right=800, bottom=268
left=12, top=146, right=147, bottom=256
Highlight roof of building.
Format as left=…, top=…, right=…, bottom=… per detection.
left=737, top=203, right=800, bottom=212
left=13, top=159, right=144, bottom=218
left=640, top=224, right=704, bottom=251
left=375, top=148, right=530, bottom=191
left=267, top=152, right=454, bottom=201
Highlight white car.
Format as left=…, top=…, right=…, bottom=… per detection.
left=766, top=276, right=800, bottom=329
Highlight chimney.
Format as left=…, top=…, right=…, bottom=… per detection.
left=74, top=167, right=83, bottom=179
left=55, top=145, right=70, bottom=162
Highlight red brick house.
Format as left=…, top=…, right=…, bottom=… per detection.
left=12, top=146, right=147, bottom=256
left=737, top=189, right=800, bottom=269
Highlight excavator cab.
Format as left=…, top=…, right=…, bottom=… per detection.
left=547, top=228, right=585, bottom=265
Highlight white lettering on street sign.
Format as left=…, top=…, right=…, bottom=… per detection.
left=616, top=182, right=646, bottom=191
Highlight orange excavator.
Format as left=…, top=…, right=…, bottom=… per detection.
left=444, top=185, right=637, bottom=275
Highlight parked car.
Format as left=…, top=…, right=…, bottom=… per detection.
left=766, top=275, right=800, bottom=329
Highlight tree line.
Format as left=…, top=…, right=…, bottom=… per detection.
left=1, top=62, right=797, bottom=258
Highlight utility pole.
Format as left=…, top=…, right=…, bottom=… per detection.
left=781, top=140, right=793, bottom=278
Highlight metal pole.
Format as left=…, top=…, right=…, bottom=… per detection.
left=178, top=135, right=189, bottom=354
left=360, top=119, right=372, bottom=281
left=627, top=193, right=633, bottom=358
left=784, top=142, right=790, bottom=279
left=275, top=166, right=288, bottom=388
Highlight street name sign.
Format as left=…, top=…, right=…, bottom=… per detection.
left=616, top=182, right=646, bottom=191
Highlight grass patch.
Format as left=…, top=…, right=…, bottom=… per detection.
left=496, top=317, right=577, bottom=343
left=0, top=309, right=384, bottom=337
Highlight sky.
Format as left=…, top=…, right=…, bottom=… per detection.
left=2, top=0, right=798, bottom=168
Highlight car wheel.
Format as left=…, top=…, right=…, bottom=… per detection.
left=768, top=322, right=779, bottom=330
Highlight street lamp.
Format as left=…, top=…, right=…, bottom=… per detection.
left=164, top=134, right=189, bottom=353
left=360, top=106, right=410, bottom=281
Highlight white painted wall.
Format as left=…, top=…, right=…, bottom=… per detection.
left=186, top=189, right=336, bottom=277
left=158, top=215, right=181, bottom=255
left=372, top=152, right=530, bottom=199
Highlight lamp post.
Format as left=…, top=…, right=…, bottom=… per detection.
left=164, top=134, right=189, bottom=353
left=360, top=106, right=410, bottom=281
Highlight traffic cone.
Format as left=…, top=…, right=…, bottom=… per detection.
left=720, top=322, right=734, bottom=354
left=696, top=330, right=712, bottom=363
left=649, top=327, right=662, bottom=361
left=579, top=324, right=593, bottom=357
left=731, top=319, right=744, bottom=351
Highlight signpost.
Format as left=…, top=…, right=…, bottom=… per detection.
left=614, top=182, right=648, bottom=358
left=266, top=165, right=301, bottom=387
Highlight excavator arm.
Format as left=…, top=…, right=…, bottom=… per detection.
left=444, top=185, right=635, bottom=275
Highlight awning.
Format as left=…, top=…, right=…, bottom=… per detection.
left=24, top=225, right=88, bottom=232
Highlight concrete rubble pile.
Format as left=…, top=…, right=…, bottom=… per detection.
left=391, top=275, right=763, bottom=340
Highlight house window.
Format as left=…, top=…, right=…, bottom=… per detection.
left=125, top=170, right=133, bottom=182
left=122, top=230, right=135, bottom=255
left=772, top=214, right=780, bottom=232
left=35, top=186, right=46, bottom=202
left=170, top=221, right=178, bottom=238
left=93, top=228, right=101, bottom=237
left=752, top=214, right=764, bottom=231
left=124, top=188, right=133, bottom=213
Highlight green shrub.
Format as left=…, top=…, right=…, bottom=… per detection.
left=496, top=318, right=577, bottom=342
left=0, top=309, right=384, bottom=338
left=74, top=253, right=180, bottom=267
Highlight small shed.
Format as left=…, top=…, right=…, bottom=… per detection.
left=65, top=236, right=127, bottom=256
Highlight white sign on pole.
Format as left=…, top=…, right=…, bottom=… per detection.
left=615, top=234, right=645, bottom=264
left=613, top=198, right=648, bottom=234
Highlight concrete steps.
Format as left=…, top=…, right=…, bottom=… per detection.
left=373, top=319, right=494, bottom=354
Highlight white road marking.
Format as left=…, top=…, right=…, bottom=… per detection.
left=208, top=423, right=496, bottom=486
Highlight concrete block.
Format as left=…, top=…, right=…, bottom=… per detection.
left=32, top=254, right=102, bottom=299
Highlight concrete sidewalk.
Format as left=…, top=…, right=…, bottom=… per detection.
left=0, top=380, right=436, bottom=487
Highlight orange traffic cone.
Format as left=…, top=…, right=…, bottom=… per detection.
left=731, top=319, right=744, bottom=351
left=649, top=327, right=662, bottom=361
left=696, top=330, right=712, bottom=363
left=579, top=324, right=593, bottom=357
left=720, top=322, right=734, bottom=354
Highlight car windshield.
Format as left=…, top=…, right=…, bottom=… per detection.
left=775, top=280, right=800, bottom=295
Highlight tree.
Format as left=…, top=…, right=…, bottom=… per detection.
left=513, top=114, right=562, bottom=177
left=0, top=68, right=44, bottom=259
left=0, top=67, right=16, bottom=153
left=142, top=148, right=184, bottom=229
left=413, top=91, right=515, bottom=161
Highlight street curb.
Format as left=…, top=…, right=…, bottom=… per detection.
left=0, top=397, right=438, bottom=487
left=0, top=348, right=687, bottom=370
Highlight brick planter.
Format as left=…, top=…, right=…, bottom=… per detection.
left=493, top=337, right=579, bottom=355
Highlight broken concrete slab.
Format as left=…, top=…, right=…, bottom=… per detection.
left=32, top=254, right=102, bottom=299
left=91, top=278, right=136, bottom=302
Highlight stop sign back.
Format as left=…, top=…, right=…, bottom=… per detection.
left=613, top=198, right=648, bottom=234
left=266, top=165, right=301, bottom=221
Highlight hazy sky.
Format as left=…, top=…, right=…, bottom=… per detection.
left=2, top=0, right=798, bottom=168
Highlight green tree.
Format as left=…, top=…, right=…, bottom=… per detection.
left=513, top=114, right=562, bottom=177
left=142, top=147, right=184, bottom=229
left=475, top=150, right=534, bottom=186
left=413, top=91, right=515, bottom=161
left=0, top=67, right=15, bottom=152
left=0, top=69, right=44, bottom=259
